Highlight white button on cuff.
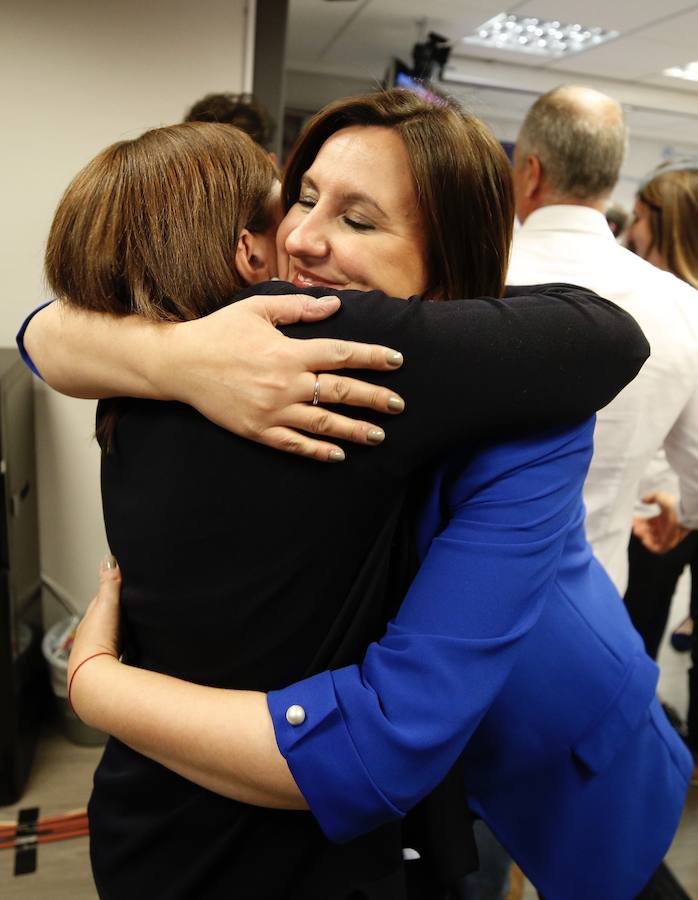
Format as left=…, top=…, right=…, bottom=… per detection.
left=285, top=704, right=306, bottom=726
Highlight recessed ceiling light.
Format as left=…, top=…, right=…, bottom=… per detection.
left=463, top=12, right=618, bottom=58
left=663, top=61, right=698, bottom=82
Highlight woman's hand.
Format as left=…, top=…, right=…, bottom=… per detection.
left=67, top=557, right=122, bottom=722
left=64, top=557, right=305, bottom=807
left=162, top=294, right=406, bottom=462
left=24, top=294, right=406, bottom=463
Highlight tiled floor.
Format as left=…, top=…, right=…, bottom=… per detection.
left=2, top=578, right=696, bottom=899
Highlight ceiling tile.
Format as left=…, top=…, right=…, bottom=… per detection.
left=289, top=0, right=518, bottom=66
left=450, top=43, right=553, bottom=68
left=642, top=6, right=698, bottom=50
left=287, top=0, right=367, bottom=63
left=545, top=35, right=693, bottom=79
left=358, top=0, right=508, bottom=23
left=312, top=0, right=510, bottom=72
left=319, top=17, right=421, bottom=73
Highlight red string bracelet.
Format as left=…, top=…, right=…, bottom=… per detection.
left=68, top=652, right=118, bottom=716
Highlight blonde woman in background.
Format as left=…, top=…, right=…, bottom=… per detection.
left=625, top=161, right=698, bottom=783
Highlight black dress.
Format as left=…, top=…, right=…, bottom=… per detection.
left=89, top=282, right=647, bottom=900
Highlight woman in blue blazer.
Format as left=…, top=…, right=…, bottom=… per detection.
left=266, top=420, right=687, bottom=900
left=48, top=91, right=691, bottom=899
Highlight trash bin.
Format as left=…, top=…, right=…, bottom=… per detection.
left=41, top=617, right=107, bottom=746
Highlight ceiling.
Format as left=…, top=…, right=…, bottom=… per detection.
left=286, top=0, right=698, bottom=144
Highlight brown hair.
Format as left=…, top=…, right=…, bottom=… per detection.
left=184, top=92, right=274, bottom=149
left=282, top=89, right=514, bottom=300
left=637, top=166, right=698, bottom=289
left=45, top=122, right=277, bottom=449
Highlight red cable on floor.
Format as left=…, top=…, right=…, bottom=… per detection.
left=0, top=809, right=89, bottom=851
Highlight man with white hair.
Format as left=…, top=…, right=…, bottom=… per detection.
left=508, top=84, right=698, bottom=598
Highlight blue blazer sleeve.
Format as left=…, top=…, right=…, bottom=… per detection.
left=268, top=419, right=595, bottom=843
left=16, top=300, right=53, bottom=378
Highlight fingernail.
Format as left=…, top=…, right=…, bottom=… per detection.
left=367, top=428, right=385, bottom=444
left=386, top=351, right=403, bottom=367
left=315, top=295, right=340, bottom=302
left=387, top=397, right=405, bottom=413
left=328, top=448, right=345, bottom=462
left=101, top=553, right=117, bottom=570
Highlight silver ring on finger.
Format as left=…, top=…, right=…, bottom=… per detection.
left=312, top=376, right=321, bottom=406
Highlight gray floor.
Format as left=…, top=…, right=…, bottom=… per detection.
left=658, top=573, right=697, bottom=899
left=0, top=726, right=101, bottom=898
left=2, top=577, right=697, bottom=899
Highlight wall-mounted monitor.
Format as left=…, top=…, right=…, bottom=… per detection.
left=384, top=58, right=445, bottom=105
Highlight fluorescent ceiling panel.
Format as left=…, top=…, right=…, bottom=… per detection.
left=664, top=61, right=698, bottom=83
left=463, top=12, right=618, bottom=58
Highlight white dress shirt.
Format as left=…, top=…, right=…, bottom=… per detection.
left=508, top=205, right=698, bottom=592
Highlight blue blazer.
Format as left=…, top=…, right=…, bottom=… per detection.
left=269, top=419, right=692, bottom=900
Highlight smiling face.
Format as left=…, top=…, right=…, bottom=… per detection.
left=276, top=126, right=429, bottom=298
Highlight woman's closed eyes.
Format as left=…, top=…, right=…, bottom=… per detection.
left=296, top=196, right=377, bottom=233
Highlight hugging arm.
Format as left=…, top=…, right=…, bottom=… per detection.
left=18, top=296, right=407, bottom=462
left=266, top=422, right=593, bottom=839
left=70, top=422, right=591, bottom=829
left=286, top=281, right=645, bottom=471
left=20, top=282, right=647, bottom=468
left=69, top=569, right=306, bottom=810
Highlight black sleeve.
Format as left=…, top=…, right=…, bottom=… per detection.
left=235, top=281, right=649, bottom=473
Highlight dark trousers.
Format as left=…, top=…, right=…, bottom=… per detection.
left=624, top=532, right=698, bottom=752
left=461, top=820, right=510, bottom=899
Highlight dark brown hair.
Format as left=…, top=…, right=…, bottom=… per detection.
left=282, top=89, right=514, bottom=300
left=45, top=122, right=277, bottom=449
left=184, top=92, right=274, bottom=149
left=638, top=166, right=698, bottom=289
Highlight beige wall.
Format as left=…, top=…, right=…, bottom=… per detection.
left=286, top=68, right=373, bottom=112
left=1, top=0, right=250, bottom=613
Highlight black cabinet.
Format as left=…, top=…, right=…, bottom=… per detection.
left=0, top=348, right=46, bottom=805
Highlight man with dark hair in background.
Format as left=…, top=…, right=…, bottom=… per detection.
left=605, top=203, right=629, bottom=240
left=184, top=92, right=275, bottom=160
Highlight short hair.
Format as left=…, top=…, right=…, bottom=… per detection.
left=605, top=205, right=629, bottom=238
left=283, top=89, right=514, bottom=300
left=638, top=164, right=698, bottom=289
left=517, top=86, right=627, bottom=201
left=184, top=92, right=274, bottom=148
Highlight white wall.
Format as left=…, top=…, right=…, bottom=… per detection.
left=1, top=0, right=250, bottom=613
